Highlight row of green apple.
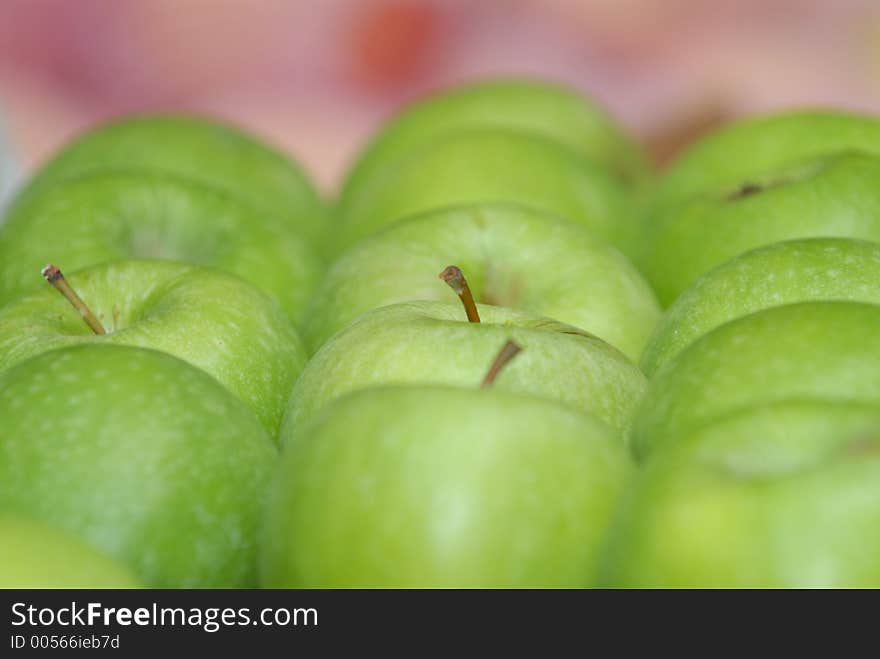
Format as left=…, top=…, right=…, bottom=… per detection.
left=612, top=109, right=880, bottom=586
left=0, top=79, right=878, bottom=587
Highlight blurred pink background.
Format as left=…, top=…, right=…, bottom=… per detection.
left=2, top=0, right=879, bottom=193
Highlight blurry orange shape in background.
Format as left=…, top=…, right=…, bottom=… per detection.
left=344, top=1, right=453, bottom=92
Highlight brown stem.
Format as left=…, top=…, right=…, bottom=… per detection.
left=439, top=265, right=480, bottom=323
left=41, top=264, right=106, bottom=335
left=481, top=340, right=523, bottom=388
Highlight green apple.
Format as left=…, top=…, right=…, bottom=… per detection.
left=0, top=170, right=323, bottom=321
left=0, top=259, right=306, bottom=436
left=304, top=202, right=660, bottom=360
left=601, top=400, right=880, bottom=587
left=653, top=110, right=880, bottom=213
left=641, top=238, right=880, bottom=376
left=262, top=385, right=632, bottom=587
left=0, top=344, right=276, bottom=588
left=335, top=128, right=642, bottom=260
left=340, top=78, right=649, bottom=211
left=17, top=114, right=328, bottom=250
left=631, top=301, right=880, bottom=459
left=0, top=513, right=141, bottom=588
left=642, top=111, right=880, bottom=305
left=284, top=301, right=647, bottom=439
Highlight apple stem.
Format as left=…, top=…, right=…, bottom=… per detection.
left=41, top=264, right=107, bottom=335
left=481, top=339, right=523, bottom=388
left=439, top=265, right=480, bottom=323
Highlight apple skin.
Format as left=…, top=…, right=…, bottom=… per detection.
left=0, top=344, right=277, bottom=588
left=600, top=401, right=880, bottom=587
left=630, top=301, right=880, bottom=460
left=0, top=259, right=307, bottom=436
left=0, top=170, right=323, bottom=322
left=284, top=301, right=647, bottom=440
left=335, top=128, right=642, bottom=260
left=17, top=114, right=328, bottom=251
left=652, top=110, right=880, bottom=214
left=304, top=202, right=660, bottom=360
left=0, top=513, right=142, bottom=588
left=641, top=238, right=880, bottom=376
left=262, top=385, right=632, bottom=588
left=340, top=78, right=650, bottom=211
left=642, top=110, right=880, bottom=306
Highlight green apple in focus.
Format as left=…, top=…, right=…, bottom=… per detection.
left=285, top=301, right=647, bottom=439
left=262, top=385, right=632, bottom=587
left=0, top=344, right=276, bottom=588
left=0, top=171, right=323, bottom=321
left=0, top=514, right=142, bottom=588
left=601, top=401, right=880, bottom=587
left=335, top=128, right=642, bottom=260
left=641, top=238, right=880, bottom=376
left=304, top=203, right=660, bottom=360
left=631, top=302, right=880, bottom=459
left=0, top=260, right=306, bottom=435
left=17, top=114, right=328, bottom=250
left=340, top=78, right=649, bottom=212
left=643, top=111, right=880, bottom=305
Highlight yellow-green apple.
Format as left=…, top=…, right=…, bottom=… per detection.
left=303, top=202, right=660, bottom=360
left=631, top=301, right=880, bottom=459
left=0, top=344, right=276, bottom=588
left=642, top=111, right=880, bottom=305
left=0, top=260, right=306, bottom=436
left=0, top=171, right=322, bottom=321
left=0, top=513, right=141, bottom=588
left=340, top=78, right=650, bottom=211
left=335, top=128, right=642, bottom=260
left=601, top=400, right=880, bottom=587
left=653, top=110, right=880, bottom=214
left=285, top=300, right=647, bottom=440
left=262, top=384, right=632, bottom=587
left=16, top=114, right=328, bottom=250
left=641, top=238, right=880, bottom=376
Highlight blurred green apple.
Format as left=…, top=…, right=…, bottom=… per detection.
left=631, top=301, right=880, bottom=459
left=262, top=385, right=632, bottom=588
left=653, top=110, right=880, bottom=213
left=0, top=344, right=276, bottom=588
left=340, top=78, right=649, bottom=211
left=641, top=238, right=880, bottom=376
left=0, top=171, right=322, bottom=321
left=285, top=301, right=646, bottom=439
left=335, top=128, right=642, bottom=259
left=18, top=114, right=328, bottom=250
left=643, top=111, right=880, bottom=305
left=601, top=401, right=880, bottom=587
left=0, top=260, right=306, bottom=435
left=0, top=514, right=141, bottom=588
left=304, top=203, right=659, bottom=359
